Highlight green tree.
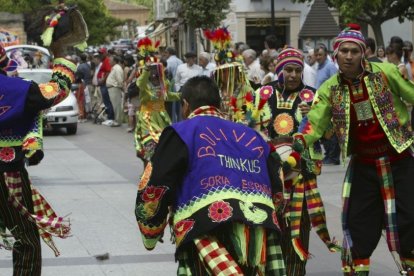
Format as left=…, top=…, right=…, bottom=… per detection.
left=0, top=0, right=123, bottom=46
left=292, top=0, right=414, bottom=46
left=178, top=0, right=231, bottom=29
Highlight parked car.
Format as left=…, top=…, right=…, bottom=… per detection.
left=5, top=45, right=51, bottom=69
left=112, top=39, right=133, bottom=51
left=17, top=68, right=79, bottom=135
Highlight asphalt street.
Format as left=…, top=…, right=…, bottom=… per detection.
left=0, top=122, right=399, bottom=275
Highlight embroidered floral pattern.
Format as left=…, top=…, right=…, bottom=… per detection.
left=239, top=201, right=268, bottom=224
left=22, top=137, right=41, bottom=151
left=259, top=85, right=274, bottom=100
left=273, top=113, right=294, bottom=135
left=141, top=186, right=167, bottom=202
left=208, top=200, right=233, bottom=223
left=39, top=82, right=59, bottom=100
left=299, top=89, right=315, bottom=103
left=174, top=219, right=195, bottom=246
left=0, top=147, right=15, bottom=162
left=139, top=185, right=168, bottom=219
left=138, top=163, right=153, bottom=191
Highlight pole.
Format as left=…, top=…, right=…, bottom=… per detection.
left=270, top=0, right=276, bottom=35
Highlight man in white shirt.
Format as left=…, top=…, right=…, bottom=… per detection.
left=163, top=47, right=183, bottom=80
left=242, top=49, right=265, bottom=89
left=198, top=52, right=216, bottom=77
left=174, top=52, right=202, bottom=91
left=105, top=55, right=124, bottom=127
left=173, top=52, right=201, bottom=122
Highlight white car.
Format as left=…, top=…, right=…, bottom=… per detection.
left=18, top=68, right=79, bottom=135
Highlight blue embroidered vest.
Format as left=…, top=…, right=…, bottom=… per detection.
left=0, top=75, right=42, bottom=169
left=171, top=116, right=278, bottom=247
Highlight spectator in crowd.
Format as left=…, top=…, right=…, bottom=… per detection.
left=174, top=51, right=201, bottom=121
left=124, top=55, right=138, bottom=133
left=97, top=48, right=115, bottom=126
left=163, top=47, right=182, bottom=81
left=242, top=48, right=265, bottom=89
left=234, top=41, right=249, bottom=56
left=306, top=48, right=318, bottom=70
left=403, top=40, right=414, bottom=80
left=365, top=37, right=382, bottom=63
left=386, top=41, right=409, bottom=79
left=315, top=44, right=338, bottom=89
left=259, top=55, right=275, bottom=85
left=315, top=44, right=340, bottom=165
left=91, top=52, right=103, bottom=113
left=376, top=45, right=386, bottom=61
left=264, top=34, right=279, bottom=57
left=106, top=55, right=124, bottom=127
left=198, top=51, right=216, bottom=77
left=75, top=53, right=93, bottom=122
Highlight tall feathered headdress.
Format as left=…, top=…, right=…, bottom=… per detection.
left=203, top=27, right=235, bottom=65
left=137, top=37, right=160, bottom=63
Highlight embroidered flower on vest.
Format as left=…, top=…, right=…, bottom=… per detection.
left=299, top=89, right=315, bottom=103
left=0, top=147, right=15, bottom=162
left=273, top=113, right=294, bottom=135
left=208, top=200, right=233, bottom=222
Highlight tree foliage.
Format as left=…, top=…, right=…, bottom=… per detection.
left=291, top=0, right=414, bottom=46
left=0, top=0, right=123, bottom=45
left=178, top=0, right=231, bottom=29
left=122, top=0, right=154, bottom=20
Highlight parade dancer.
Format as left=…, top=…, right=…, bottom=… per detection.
left=0, top=43, right=75, bottom=275
left=294, top=24, right=414, bottom=275
left=136, top=76, right=286, bottom=275
left=134, top=37, right=180, bottom=166
left=204, top=27, right=254, bottom=122
left=255, top=47, right=339, bottom=275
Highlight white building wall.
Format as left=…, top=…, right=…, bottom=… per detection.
left=225, top=0, right=313, bottom=49
left=381, top=19, right=414, bottom=46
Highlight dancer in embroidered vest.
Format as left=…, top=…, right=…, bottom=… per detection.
left=136, top=76, right=287, bottom=275
left=294, top=23, right=414, bottom=275
left=134, top=37, right=180, bottom=166
left=253, top=47, right=339, bottom=276
left=0, top=43, right=75, bottom=275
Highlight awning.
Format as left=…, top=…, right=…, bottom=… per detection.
left=148, top=23, right=170, bottom=46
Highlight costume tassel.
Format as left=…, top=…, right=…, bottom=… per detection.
left=41, top=27, right=54, bottom=46
left=292, top=237, right=310, bottom=261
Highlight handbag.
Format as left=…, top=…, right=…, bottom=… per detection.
left=127, top=81, right=139, bottom=99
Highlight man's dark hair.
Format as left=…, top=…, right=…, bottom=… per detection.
left=265, top=34, right=277, bottom=49
left=366, top=37, right=376, bottom=52
left=181, top=76, right=221, bottom=110
left=80, top=53, right=88, bottom=62
left=316, top=43, right=328, bottom=54
left=166, top=47, right=176, bottom=55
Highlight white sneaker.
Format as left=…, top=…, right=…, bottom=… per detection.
left=110, top=121, right=120, bottom=127
left=102, top=120, right=113, bottom=126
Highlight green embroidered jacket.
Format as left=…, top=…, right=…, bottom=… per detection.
left=302, top=62, right=414, bottom=160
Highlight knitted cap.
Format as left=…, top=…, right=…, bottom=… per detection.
left=333, top=23, right=366, bottom=58
left=0, top=43, right=9, bottom=70
left=274, top=47, right=304, bottom=84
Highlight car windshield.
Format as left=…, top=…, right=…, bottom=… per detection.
left=6, top=47, right=51, bottom=69
left=18, top=71, right=52, bottom=84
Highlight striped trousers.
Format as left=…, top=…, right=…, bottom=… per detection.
left=0, top=169, right=41, bottom=276
left=280, top=204, right=311, bottom=276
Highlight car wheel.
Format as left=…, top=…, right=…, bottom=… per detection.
left=66, top=124, right=77, bottom=135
